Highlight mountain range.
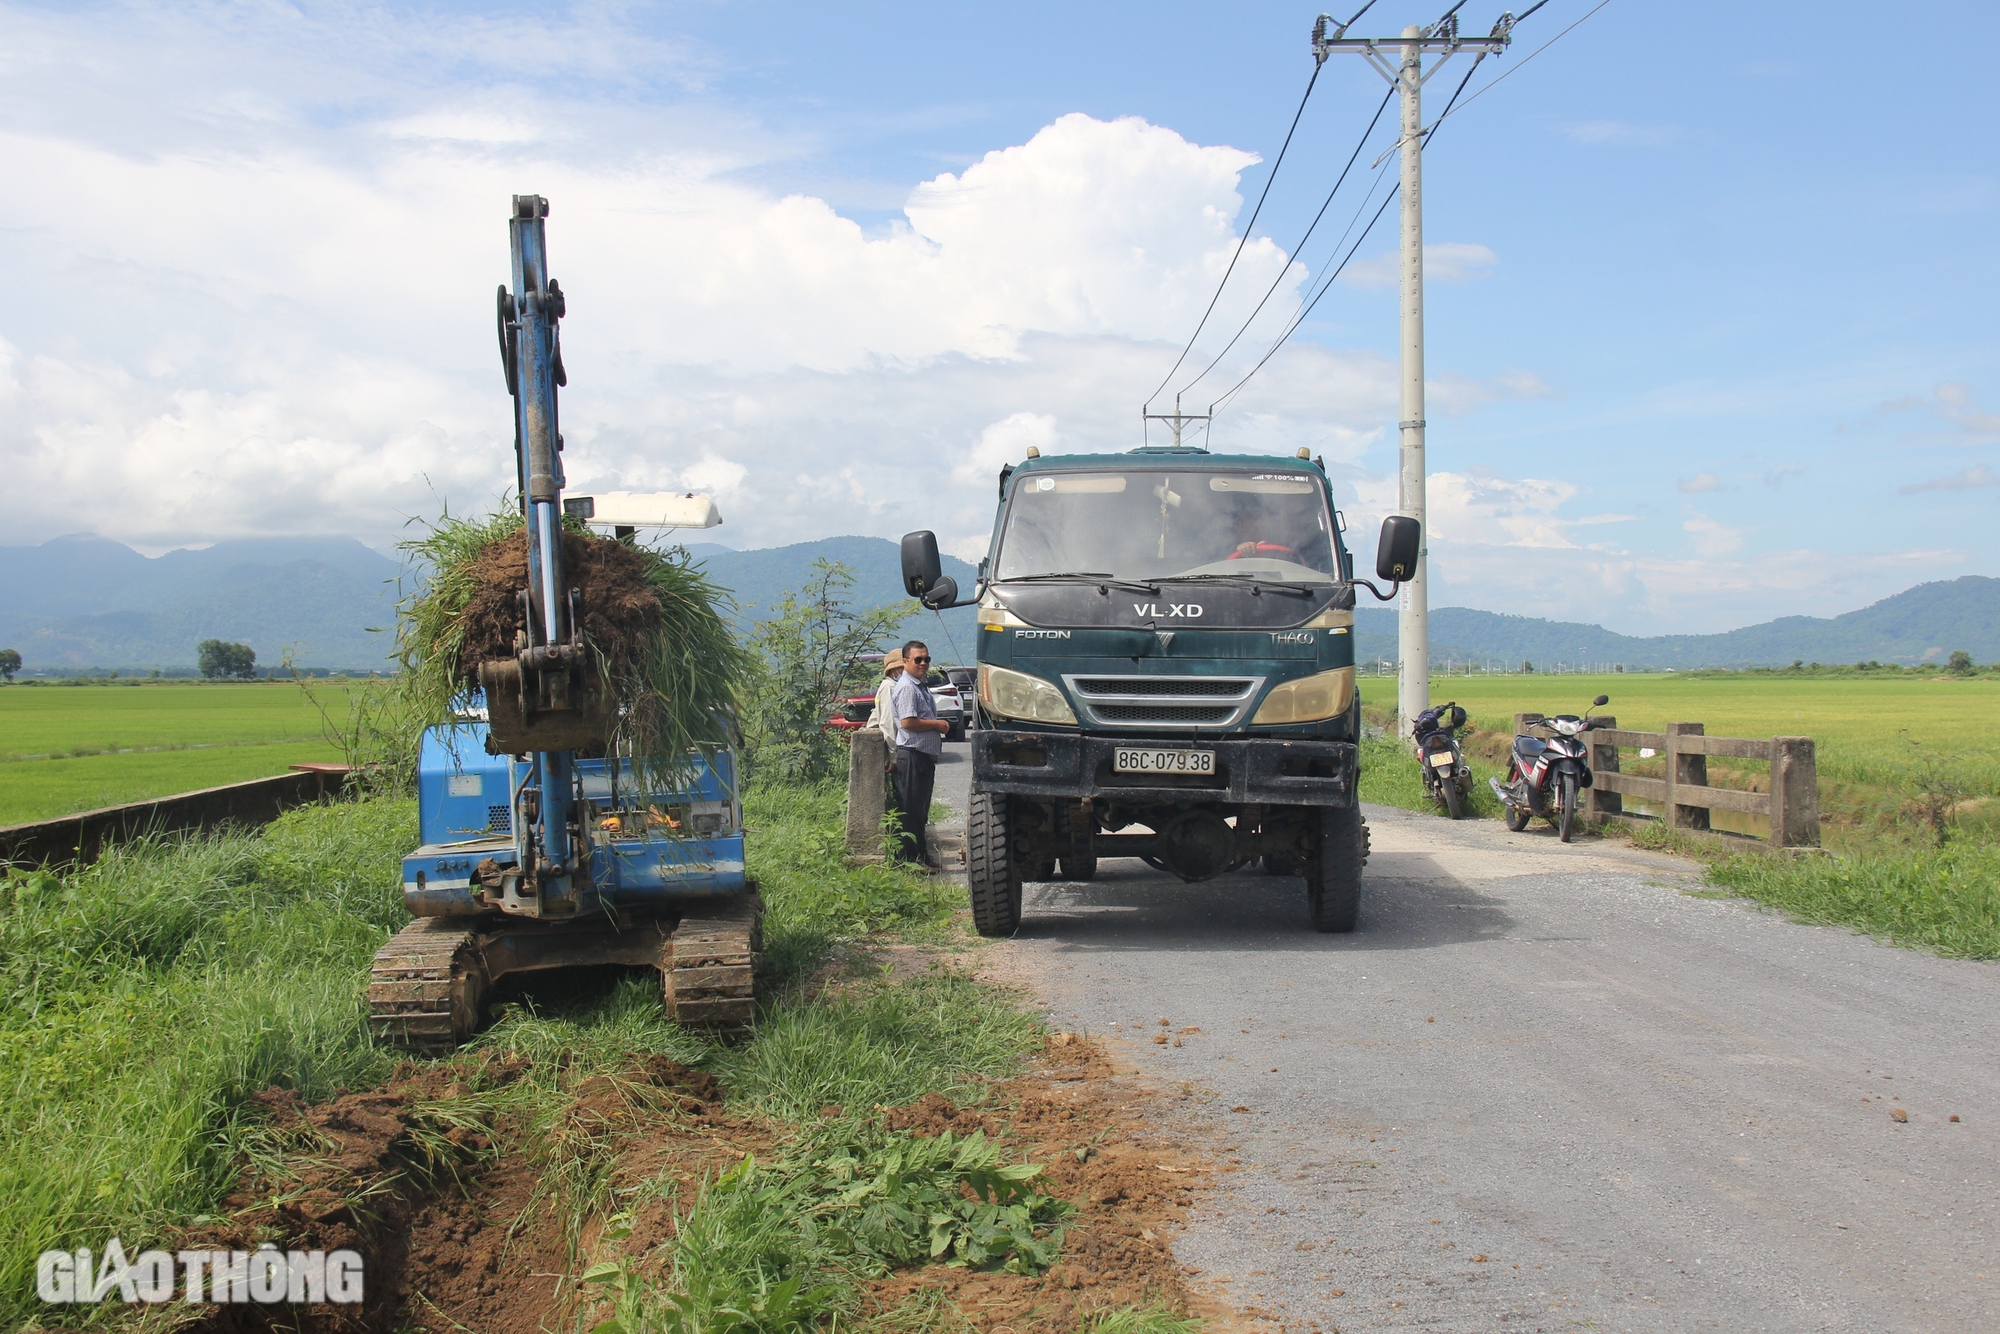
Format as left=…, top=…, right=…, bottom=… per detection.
left=0, top=533, right=1989, bottom=673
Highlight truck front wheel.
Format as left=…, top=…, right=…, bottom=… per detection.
left=967, top=789, right=1024, bottom=936
left=1305, top=803, right=1369, bottom=933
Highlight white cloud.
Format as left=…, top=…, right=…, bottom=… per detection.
left=953, top=413, right=1058, bottom=487
left=1900, top=464, right=1999, bottom=495
left=1877, top=382, right=2000, bottom=440
left=0, top=1, right=1579, bottom=609
left=1682, top=513, right=1746, bottom=558
left=1678, top=471, right=1722, bottom=493
left=1340, top=242, right=1499, bottom=290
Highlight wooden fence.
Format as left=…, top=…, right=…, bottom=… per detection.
left=1514, top=714, right=1819, bottom=849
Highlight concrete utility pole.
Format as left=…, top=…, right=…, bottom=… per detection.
left=1143, top=394, right=1211, bottom=449
left=1315, top=7, right=1513, bottom=737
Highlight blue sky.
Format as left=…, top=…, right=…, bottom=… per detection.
left=0, top=0, right=1994, bottom=634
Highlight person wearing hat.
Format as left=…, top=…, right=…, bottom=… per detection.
left=868, top=652, right=909, bottom=842
left=867, top=650, right=904, bottom=734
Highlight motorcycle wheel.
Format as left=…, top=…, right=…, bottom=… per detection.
left=1505, top=802, right=1531, bottom=832
left=1558, top=771, right=1579, bottom=843
left=1442, top=769, right=1466, bottom=820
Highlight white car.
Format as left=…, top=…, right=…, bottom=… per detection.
left=926, top=669, right=967, bottom=743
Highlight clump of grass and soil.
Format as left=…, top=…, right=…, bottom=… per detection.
left=3, top=782, right=1209, bottom=1334
left=396, top=509, right=754, bottom=783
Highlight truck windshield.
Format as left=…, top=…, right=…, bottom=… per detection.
left=993, top=470, right=1339, bottom=584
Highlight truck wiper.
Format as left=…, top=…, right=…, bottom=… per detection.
left=997, top=572, right=1160, bottom=593
left=1160, top=573, right=1314, bottom=597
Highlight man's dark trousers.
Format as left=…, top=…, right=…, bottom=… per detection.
left=892, top=746, right=937, bottom=865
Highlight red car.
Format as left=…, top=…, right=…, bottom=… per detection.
left=824, top=693, right=876, bottom=735
left=822, top=669, right=969, bottom=741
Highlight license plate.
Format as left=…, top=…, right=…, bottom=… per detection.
left=1113, top=747, right=1215, bottom=775
left=1428, top=752, right=1455, bottom=768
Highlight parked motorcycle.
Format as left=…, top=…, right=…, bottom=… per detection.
left=1489, top=694, right=1610, bottom=843
left=1412, top=701, right=1472, bottom=820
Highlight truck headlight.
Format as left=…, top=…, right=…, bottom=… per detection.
left=979, top=664, right=1076, bottom=724
left=1252, top=667, right=1354, bottom=725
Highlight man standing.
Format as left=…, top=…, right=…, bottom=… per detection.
left=868, top=650, right=905, bottom=803
left=890, top=640, right=948, bottom=869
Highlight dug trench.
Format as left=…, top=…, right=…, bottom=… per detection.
left=174, top=998, right=1217, bottom=1334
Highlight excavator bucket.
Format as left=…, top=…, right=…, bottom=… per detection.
left=478, top=657, right=615, bottom=754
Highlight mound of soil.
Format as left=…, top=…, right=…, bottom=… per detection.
left=859, top=1034, right=1212, bottom=1331
left=176, top=1052, right=742, bottom=1334
left=455, top=531, right=666, bottom=686
left=187, top=1027, right=1215, bottom=1334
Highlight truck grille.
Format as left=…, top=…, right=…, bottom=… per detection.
left=1070, top=677, right=1247, bottom=697
left=1094, top=703, right=1236, bottom=725
left=1063, top=674, right=1262, bottom=729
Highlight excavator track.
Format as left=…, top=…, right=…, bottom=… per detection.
left=367, top=888, right=764, bottom=1054
left=368, top=918, right=486, bottom=1056
left=662, top=888, right=763, bottom=1040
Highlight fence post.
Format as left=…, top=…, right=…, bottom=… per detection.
left=1769, top=736, right=1820, bottom=849
left=1587, top=716, right=1620, bottom=821
left=845, top=728, right=889, bottom=856
left=1666, top=722, right=1709, bottom=831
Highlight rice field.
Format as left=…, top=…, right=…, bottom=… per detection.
left=0, top=682, right=352, bottom=825
left=1360, top=671, right=2000, bottom=790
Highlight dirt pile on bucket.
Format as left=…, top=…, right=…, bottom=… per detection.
left=452, top=531, right=668, bottom=688
left=396, top=510, right=754, bottom=775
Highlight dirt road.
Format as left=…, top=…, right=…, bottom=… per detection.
left=957, top=785, right=1999, bottom=1332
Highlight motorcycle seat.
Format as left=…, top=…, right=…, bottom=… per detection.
left=1512, top=736, right=1549, bottom=759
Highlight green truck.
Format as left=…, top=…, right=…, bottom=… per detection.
left=899, top=442, right=1418, bottom=936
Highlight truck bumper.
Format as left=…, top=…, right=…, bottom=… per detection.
left=973, top=729, right=1357, bottom=807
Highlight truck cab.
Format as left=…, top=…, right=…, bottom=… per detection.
left=901, top=443, right=1417, bottom=936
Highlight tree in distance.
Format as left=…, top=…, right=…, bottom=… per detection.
left=0, top=648, right=19, bottom=682
left=1947, top=649, right=1976, bottom=676
left=197, top=639, right=257, bottom=679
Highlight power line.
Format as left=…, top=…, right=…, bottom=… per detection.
left=1207, top=0, right=1584, bottom=419
left=1142, top=61, right=1324, bottom=412
left=1428, top=0, right=1612, bottom=134
left=1171, top=85, right=1397, bottom=402
left=1210, top=179, right=1401, bottom=416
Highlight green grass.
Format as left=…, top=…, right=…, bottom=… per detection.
left=715, top=970, right=1041, bottom=1122
left=0, top=798, right=413, bottom=1321
left=1705, top=843, right=2000, bottom=959
left=0, top=776, right=974, bottom=1330
left=743, top=781, right=962, bottom=985
left=0, top=743, right=348, bottom=824
left=0, top=681, right=362, bottom=824
left=1356, top=736, right=1504, bottom=821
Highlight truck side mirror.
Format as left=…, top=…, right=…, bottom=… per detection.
left=901, top=531, right=943, bottom=598
left=1376, top=515, right=1420, bottom=582
left=921, top=576, right=959, bottom=610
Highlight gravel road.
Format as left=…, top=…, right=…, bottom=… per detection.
left=934, top=759, right=1999, bottom=1332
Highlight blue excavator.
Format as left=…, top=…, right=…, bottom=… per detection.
left=367, top=195, right=758, bottom=1053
